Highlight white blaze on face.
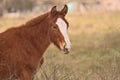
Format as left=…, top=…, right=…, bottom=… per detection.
left=56, top=18, right=71, bottom=51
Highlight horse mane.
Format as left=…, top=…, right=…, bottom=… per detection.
left=25, top=12, right=49, bottom=27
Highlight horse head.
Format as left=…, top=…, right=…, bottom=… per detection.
left=48, top=5, right=71, bottom=54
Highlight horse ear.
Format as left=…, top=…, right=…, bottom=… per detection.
left=50, top=6, right=57, bottom=16
left=61, top=4, right=68, bottom=16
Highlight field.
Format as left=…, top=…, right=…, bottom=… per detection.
left=0, top=11, right=120, bottom=80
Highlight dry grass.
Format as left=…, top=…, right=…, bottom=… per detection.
left=0, top=11, right=120, bottom=80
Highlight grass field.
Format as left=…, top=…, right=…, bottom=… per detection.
left=0, top=11, right=120, bottom=80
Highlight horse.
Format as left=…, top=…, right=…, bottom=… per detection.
left=0, top=5, right=71, bottom=80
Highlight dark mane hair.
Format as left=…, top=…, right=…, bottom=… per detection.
left=25, top=12, right=49, bottom=27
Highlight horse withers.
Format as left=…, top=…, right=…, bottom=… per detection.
left=0, top=5, right=71, bottom=80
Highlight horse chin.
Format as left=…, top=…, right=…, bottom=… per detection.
left=60, top=46, right=69, bottom=54
left=63, top=48, right=69, bottom=54
left=61, top=48, right=69, bottom=54
left=64, top=51, right=69, bottom=54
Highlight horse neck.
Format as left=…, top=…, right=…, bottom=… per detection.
left=31, top=25, right=50, bottom=55
left=20, top=18, right=51, bottom=56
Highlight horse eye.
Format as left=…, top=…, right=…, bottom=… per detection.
left=52, top=25, right=57, bottom=29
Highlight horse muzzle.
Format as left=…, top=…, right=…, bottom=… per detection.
left=63, top=45, right=70, bottom=54
left=63, top=47, right=69, bottom=54
left=59, top=42, right=71, bottom=54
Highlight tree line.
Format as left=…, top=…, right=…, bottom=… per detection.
left=0, top=0, right=71, bottom=12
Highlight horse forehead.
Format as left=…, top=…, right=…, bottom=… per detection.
left=56, top=18, right=67, bottom=27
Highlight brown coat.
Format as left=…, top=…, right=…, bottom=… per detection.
left=0, top=5, right=69, bottom=80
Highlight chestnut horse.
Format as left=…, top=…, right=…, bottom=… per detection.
left=0, top=5, right=71, bottom=80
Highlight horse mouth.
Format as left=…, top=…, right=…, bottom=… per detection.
left=61, top=45, right=70, bottom=54
left=59, top=42, right=70, bottom=54
left=63, top=47, right=69, bottom=54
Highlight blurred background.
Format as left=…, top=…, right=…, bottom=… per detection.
left=0, top=0, right=120, bottom=80
left=0, top=0, right=120, bottom=16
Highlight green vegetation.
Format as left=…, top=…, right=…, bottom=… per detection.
left=0, top=11, right=120, bottom=80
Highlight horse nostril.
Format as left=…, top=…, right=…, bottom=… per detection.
left=63, top=45, right=66, bottom=49
left=65, top=48, right=68, bottom=51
